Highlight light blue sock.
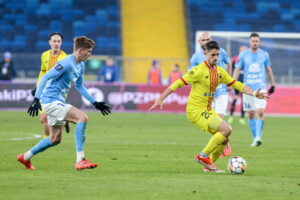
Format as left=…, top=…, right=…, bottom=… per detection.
left=30, top=137, right=57, bottom=155
left=248, top=119, right=256, bottom=139
left=256, top=119, right=264, bottom=140
left=74, top=122, right=86, bottom=152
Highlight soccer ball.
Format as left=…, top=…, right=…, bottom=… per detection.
left=227, top=156, right=247, bottom=174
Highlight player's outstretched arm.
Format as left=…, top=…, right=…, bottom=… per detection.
left=149, top=88, right=173, bottom=111
left=242, top=86, right=269, bottom=100
left=27, top=97, right=42, bottom=117
left=93, top=102, right=111, bottom=116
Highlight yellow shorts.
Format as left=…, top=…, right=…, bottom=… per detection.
left=186, top=108, right=223, bottom=134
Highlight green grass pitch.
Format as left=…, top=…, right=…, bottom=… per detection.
left=0, top=111, right=299, bottom=200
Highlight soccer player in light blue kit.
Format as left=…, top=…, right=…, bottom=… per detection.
left=233, top=33, right=276, bottom=147
left=189, top=32, right=232, bottom=157
left=17, top=36, right=111, bottom=170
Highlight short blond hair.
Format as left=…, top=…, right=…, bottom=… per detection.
left=74, top=36, right=95, bottom=51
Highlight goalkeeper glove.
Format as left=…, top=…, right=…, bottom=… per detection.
left=27, top=97, right=42, bottom=117
left=31, top=88, right=36, bottom=97
left=268, top=86, right=275, bottom=95
left=93, top=101, right=111, bottom=116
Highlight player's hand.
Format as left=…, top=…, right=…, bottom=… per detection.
left=31, top=88, right=37, bottom=97
left=254, top=88, right=269, bottom=100
left=268, top=86, right=275, bottom=95
left=27, top=97, right=42, bottom=117
left=149, top=98, right=164, bottom=111
left=93, top=101, right=111, bottom=116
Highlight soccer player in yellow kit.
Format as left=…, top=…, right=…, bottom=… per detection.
left=32, top=32, right=68, bottom=137
left=150, top=41, right=268, bottom=172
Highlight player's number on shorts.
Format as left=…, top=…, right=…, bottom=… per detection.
left=201, top=111, right=212, bottom=119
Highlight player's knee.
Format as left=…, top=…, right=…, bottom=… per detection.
left=80, top=113, right=88, bottom=123
left=50, top=137, right=61, bottom=144
left=248, top=111, right=255, bottom=118
left=257, top=112, right=264, bottom=119
left=40, top=115, right=48, bottom=124
left=224, top=124, right=232, bottom=137
left=219, top=123, right=232, bottom=137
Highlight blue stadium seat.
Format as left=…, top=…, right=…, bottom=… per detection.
left=74, top=9, right=85, bottom=20
left=1, top=24, right=14, bottom=40
left=12, top=40, right=26, bottom=53
left=36, top=41, right=49, bottom=53
left=38, top=30, right=50, bottom=41
left=0, top=40, right=12, bottom=51
left=1, top=0, right=122, bottom=55
left=36, top=4, right=51, bottom=18
left=62, top=41, right=72, bottom=53
left=73, top=20, right=86, bottom=36
left=3, top=14, right=14, bottom=24
left=50, top=20, right=62, bottom=32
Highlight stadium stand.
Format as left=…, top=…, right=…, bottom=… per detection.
left=0, top=0, right=122, bottom=55
left=186, top=0, right=300, bottom=50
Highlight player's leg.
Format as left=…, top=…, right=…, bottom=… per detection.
left=253, top=97, right=267, bottom=146
left=243, top=94, right=257, bottom=145
left=17, top=125, right=62, bottom=170
left=208, top=120, right=232, bottom=163
left=228, top=90, right=239, bottom=124
left=64, top=106, right=98, bottom=170
left=213, top=94, right=231, bottom=157
left=17, top=101, right=70, bottom=169
left=40, top=112, right=50, bottom=137
left=197, top=120, right=231, bottom=172
left=239, top=95, right=246, bottom=124
left=190, top=111, right=229, bottom=170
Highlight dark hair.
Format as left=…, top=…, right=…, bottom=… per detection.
left=249, top=32, right=260, bottom=39
left=203, top=40, right=220, bottom=52
left=48, top=32, right=63, bottom=41
left=73, top=36, right=95, bottom=50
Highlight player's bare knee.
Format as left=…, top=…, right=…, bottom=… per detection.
left=40, top=115, right=48, bottom=124
left=248, top=111, right=255, bottom=119
left=50, top=136, right=61, bottom=144
left=258, top=112, right=264, bottom=119
left=223, top=125, right=232, bottom=137
left=80, top=113, right=88, bottom=123
left=218, top=122, right=232, bottom=137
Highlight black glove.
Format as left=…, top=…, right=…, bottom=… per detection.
left=27, top=97, right=42, bottom=117
left=268, top=86, right=275, bottom=95
left=93, top=101, right=111, bottom=116
left=31, top=88, right=37, bottom=97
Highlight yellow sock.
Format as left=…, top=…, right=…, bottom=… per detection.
left=210, top=143, right=226, bottom=163
left=202, top=132, right=227, bottom=155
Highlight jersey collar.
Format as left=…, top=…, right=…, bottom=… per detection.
left=204, top=61, right=217, bottom=70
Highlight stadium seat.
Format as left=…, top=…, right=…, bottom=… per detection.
left=36, top=41, right=49, bottom=53
left=38, top=30, right=50, bottom=41
left=1, top=0, right=122, bottom=56
left=0, top=40, right=12, bottom=51
left=36, top=4, right=51, bottom=18
left=50, top=20, right=62, bottom=32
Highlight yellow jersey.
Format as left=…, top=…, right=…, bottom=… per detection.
left=36, top=50, right=67, bottom=85
left=169, top=61, right=245, bottom=111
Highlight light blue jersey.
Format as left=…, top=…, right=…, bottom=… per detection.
left=188, top=48, right=230, bottom=98
left=35, top=55, right=95, bottom=104
left=235, top=49, right=271, bottom=91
